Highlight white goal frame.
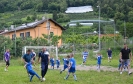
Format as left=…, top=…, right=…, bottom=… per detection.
left=22, top=46, right=58, bottom=59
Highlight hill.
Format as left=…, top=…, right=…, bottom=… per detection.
left=0, top=0, right=133, bottom=37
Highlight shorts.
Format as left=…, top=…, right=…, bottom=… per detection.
left=83, top=58, right=87, bottom=62
left=6, top=61, right=10, bottom=66
left=97, top=62, right=101, bottom=65
left=121, top=59, right=130, bottom=66
left=51, top=63, right=54, bottom=66
left=64, top=65, right=68, bottom=70
left=69, top=67, right=76, bottom=73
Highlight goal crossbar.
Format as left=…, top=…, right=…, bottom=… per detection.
left=22, top=46, right=58, bottom=59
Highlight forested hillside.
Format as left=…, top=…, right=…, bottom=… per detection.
left=0, top=0, right=133, bottom=35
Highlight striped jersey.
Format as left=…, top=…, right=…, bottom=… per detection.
left=82, top=51, right=88, bottom=59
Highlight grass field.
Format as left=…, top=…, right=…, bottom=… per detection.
left=0, top=50, right=133, bottom=84
left=0, top=61, right=133, bottom=84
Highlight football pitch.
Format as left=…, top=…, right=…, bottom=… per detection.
left=0, top=57, right=133, bottom=84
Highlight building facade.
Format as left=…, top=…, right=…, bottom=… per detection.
left=0, top=19, right=65, bottom=46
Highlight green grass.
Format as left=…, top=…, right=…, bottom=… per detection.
left=0, top=60, right=133, bottom=84
left=0, top=50, right=133, bottom=84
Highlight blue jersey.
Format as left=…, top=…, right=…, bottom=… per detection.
left=26, top=63, right=32, bottom=72
left=50, top=58, right=54, bottom=64
left=23, top=54, right=32, bottom=63
left=56, top=60, right=60, bottom=65
left=82, top=51, right=88, bottom=59
left=70, top=58, right=76, bottom=68
left=97, top=56, right=102, bottom=64
left=63, top=58, right=69, bottom=65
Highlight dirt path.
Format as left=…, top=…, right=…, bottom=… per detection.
left=53, top=65, right=133, bottom=72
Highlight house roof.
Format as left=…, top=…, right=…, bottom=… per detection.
left=0, top=19, right=65, bottom=34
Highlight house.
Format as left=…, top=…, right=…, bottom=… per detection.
left=0, top=18, right=65, bottom=46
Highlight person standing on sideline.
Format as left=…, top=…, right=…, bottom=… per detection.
left=120, top=44, right=132, bottom=75
left=81, top=50, right=89, bottom=66
left=97, top=52, right=102, bottom=71
left=107, top=48, right=112, bottom=62
left=38, top=48, right=50, bottom=81
left=4, top=49, right=11, bottom=71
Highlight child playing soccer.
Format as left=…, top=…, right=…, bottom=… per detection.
left=118, top=59, right=128, bottom=71
left=97, top=52, right=102, bottom=71
left=64, top=54, right=77, bottom=81
left=56, top=57, right=60, bottom=69
left=60, top=55, right=70, bottom=74
left=24, top=63, right=42, bottom=82
left=50, top=56, right=55, bottom=69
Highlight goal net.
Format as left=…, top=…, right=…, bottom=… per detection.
left=22, top=46, right=58, bottom=59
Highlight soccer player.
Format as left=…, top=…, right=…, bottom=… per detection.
left=56, top=57, right=60, bottom=69
left=38, top=48, right=50, bottom=81
left=22, top=49, right=33, bottom=76
left=81, top=50, right=89, bottom=66
left=119, top=44, right=132, bottom=75
left=4, top=49, right=11, bottom=71
left=60, top=55, right=70, bottom=74
left=50, top=56, right=55, bottom=69
left=97, top=52, right=102, bottom=71
left=31, top=49, right=36, bottom=65
left=24, top=62, right=42, bottom=82
left=107, top=48, right=112, bottom=62
left=64, top=54, right=77, bottom=81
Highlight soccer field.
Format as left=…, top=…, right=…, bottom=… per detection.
left=0, top=59, right=133, bottom=84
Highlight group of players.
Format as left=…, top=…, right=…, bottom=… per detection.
left=3, top=43, right=132, bottom=82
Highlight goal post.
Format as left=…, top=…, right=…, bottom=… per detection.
left=22, top=46, right=58, bottom=59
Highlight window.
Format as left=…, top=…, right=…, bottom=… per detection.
left=25, top=32, right=30, bottom=37
left=20, top=33, right=24, bottom=39
left=12, top=34, right=16, bottom=40
left=50, top=32, right=54, bottom=38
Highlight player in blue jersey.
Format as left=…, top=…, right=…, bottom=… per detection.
left=24, top=62, right=42, bottom=82
left=50, top=56, right=55, bottom=69
left=64, top=54, right=77, bottom=81
left=97, top=52, right=102, bottom=71
left=60, top=55, right=70, bottom=74
left=81, top=50, right=89, bottom=66
left=56, top=57, right=60, bottom=69
left=23, top=49, right=33, bottom=76
left=107, top=48, right=112, bottom=62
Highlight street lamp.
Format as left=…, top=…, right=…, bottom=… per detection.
left=97, top=5, right=101, bottom=51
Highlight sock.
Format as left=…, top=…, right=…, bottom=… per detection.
left=65, top=75, right=69, bottom=79
left=73, top=74, right=77, bottom=80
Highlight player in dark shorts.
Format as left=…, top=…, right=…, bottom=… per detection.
left=38, top=48, right=50, bottom=81
left=119, top=44, right=132, bottom=75
left=4, top=49, right=11, bottom=71
left=107, top=48, right=112, bottom=62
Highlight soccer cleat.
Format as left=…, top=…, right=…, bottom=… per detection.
left=128, top=72, right=132, bottom=75
left=60, top=71, right=62, bottom=74
left=120, top=72, right=122, bottom=74
left=64, top=77, right=67, bottom=80
left=4, top=68, right=8, bottom=71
